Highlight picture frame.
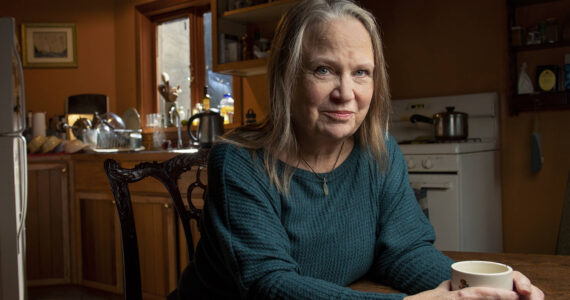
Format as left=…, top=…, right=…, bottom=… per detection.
left=21, top=23, right=77, bottom=68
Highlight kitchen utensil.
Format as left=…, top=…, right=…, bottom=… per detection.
left=410, top=106, right=468, bottom=140
left=187, top=110, right=224, bottom=147
left=96, top=112, right=126, bottom=130
left=123, top=107, right=141, bottom=130
left=71, top=117, right=93, bottom=141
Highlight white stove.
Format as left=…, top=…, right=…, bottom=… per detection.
left=391, top=92, right=502, bottom=252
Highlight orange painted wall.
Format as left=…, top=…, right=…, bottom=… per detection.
left=1, top=0, right=117, bottom=123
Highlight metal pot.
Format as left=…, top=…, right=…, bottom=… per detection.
left=71, top=118, right=92, bottom=141
left=187, top=110, right=224, bottom=148
left=410, top=106, right=468, bottom=140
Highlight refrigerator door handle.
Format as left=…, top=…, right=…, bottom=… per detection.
left=16, top=136, right=27, bottom=255
left=12, top=42, right=26, bottom=134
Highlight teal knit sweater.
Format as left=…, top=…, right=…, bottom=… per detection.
left=177, top=135, right=453, bottom=299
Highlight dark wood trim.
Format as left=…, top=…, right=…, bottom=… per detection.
left=190, top=8, right=207, bottom=109
left=135, top=11, right=158, bottom=127
left=136, top=0, right=209, bottom=17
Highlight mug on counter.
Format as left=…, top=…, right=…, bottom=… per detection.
left=451, top=260, right=513, bottom=291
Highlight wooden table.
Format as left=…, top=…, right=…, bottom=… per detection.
left=349, top=251, right=570, bottom=299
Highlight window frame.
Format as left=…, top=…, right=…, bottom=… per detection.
left=135, top=0, right=241, bottom=130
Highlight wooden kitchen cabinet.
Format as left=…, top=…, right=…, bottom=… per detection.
left=507, top=0, right=570, bottom=114
left=26, top=158, right=72, bottom=286
left=72, top=152, right=195, bottom=299
left=75, top=192, right=120, bottom=293
left=76, top=191, right=178, bottom=299
left=211, top=0, right=299, bottom=76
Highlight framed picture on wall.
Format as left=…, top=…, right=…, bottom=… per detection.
left=21, top=23, right=77, bottom=68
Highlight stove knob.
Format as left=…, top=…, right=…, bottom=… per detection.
left=422, top=159, right=433, bottom=169
left=406, top=159, right=416, bottom=169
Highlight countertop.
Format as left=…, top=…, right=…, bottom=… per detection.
left=28, top=147, right=202, bottom=163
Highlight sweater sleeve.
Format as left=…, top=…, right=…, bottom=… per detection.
left=202, top=143, right=407, bottom=300
left=367, top=136, right=454, bottom=294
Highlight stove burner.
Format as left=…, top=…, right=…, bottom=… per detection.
left=399, top=138, right=482, bottom=145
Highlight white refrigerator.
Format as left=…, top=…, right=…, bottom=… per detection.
left=0, top=17, right=28, bottom=300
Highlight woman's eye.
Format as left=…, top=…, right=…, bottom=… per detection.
left=354, top=69, right=370, bottom=77
left=314, top=66, right=330, bottom=75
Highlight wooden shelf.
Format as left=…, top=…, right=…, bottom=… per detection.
left=510, top=0, right=563, bottom=7
left=213, top=57, right=268, bottom=76
left=512, top=40, right=570, bottom=52
left=223, top=0, right=298, bottom=23
left=511, top=91, right=570, bottom=112
left=507, top=0, right=570, bottom=114
left=212, top=0, right=299, bottom=76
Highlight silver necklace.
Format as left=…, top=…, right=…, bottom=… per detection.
left=301, top=141, right=345, bottom=196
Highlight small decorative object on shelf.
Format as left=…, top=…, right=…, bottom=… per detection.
left=511, top=26, right=523, bottom=46
left=544, top=18, right=559, bottom=43
left=536, top=65, right=559, bottom=92
left=245, top=108, right=256, bottom=125
left=518, top=62, right=533, bottom=94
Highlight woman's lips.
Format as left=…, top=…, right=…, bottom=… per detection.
left=323, top=111, right=353, bottom=120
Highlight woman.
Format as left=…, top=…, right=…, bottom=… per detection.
left=176, top=0, right=543, bottom=299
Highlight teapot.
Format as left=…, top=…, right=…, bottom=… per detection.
left=187, top=110, right=224, bottom=148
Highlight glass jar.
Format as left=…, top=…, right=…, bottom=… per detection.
left=544, top=18, right=559, bottom=43
left=219, top=93, right=234, bottom=125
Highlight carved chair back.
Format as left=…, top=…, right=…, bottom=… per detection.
left=104, top=148, right=209, bottom=300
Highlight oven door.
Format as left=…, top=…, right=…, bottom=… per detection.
left=409, top=173, right=460, bottom=251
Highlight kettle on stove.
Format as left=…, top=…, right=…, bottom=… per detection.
left=187, top=110, right=224, bottom=148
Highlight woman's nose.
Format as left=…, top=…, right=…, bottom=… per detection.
left=331, top=74, right=354, bottom=102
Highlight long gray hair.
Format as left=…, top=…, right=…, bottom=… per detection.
left=224, top=0, right=391, bottom=193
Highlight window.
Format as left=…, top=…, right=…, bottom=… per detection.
left=157, top=17, right=191, bottom=126
left=203, top=12, right=233, bottom=110
left=136, top=1, right=235, bottom=129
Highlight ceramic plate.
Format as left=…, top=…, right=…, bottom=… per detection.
left=122, top=107, right=141, bottom=130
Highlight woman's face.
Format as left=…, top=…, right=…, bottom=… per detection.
left=291, top=17, right=374, bottom=146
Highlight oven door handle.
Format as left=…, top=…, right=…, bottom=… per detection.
left=411, top=182, right=452, bottom=190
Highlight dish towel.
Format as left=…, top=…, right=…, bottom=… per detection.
left=414, top=188, right=430, bottom=219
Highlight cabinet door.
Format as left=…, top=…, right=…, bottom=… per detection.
left=76, top=192, right=121, bottom=293
left=26, top=162, right=71, bottom=286
left=132, top=196, right=178, bottom=299
left=76, top=192, right=178, bottom=299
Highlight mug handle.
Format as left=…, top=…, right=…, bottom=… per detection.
left=187, top=114, right=201, bottom=142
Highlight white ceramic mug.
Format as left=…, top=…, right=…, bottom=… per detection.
left=451, top=260, right=513, bottom=291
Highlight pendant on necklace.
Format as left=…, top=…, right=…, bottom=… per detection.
left=323, top=178, right=329, bottom=196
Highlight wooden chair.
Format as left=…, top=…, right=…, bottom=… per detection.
left=104, top=148, right=209, bottom=300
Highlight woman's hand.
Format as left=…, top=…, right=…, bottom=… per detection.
left=404, top=271, right=544, bottom=300
left=512, top=271, right=545, bottom=300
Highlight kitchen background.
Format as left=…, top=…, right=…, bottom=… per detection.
left=1, top=0, right=569, bottom=254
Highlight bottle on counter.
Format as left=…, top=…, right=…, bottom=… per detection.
left=219, top=93, right=234, bottom=125
left=191, top=103, right=202, bottom=126
left=202, top=86, right=211, bottom=111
